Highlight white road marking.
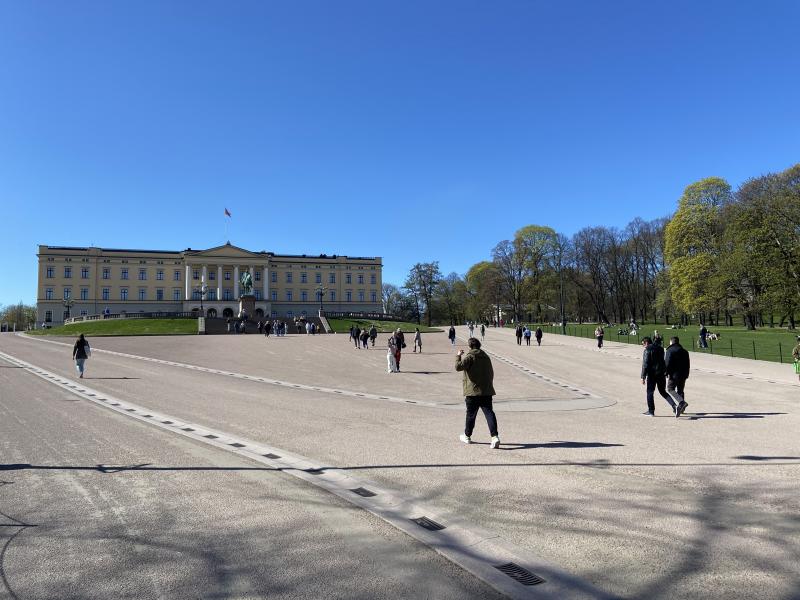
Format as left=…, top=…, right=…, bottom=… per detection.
left=0, top=348, right=614, bottom=600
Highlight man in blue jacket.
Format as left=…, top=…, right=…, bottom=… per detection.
left=641, top=336, right=676, bottom=416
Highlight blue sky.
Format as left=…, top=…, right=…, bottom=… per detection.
left=1, top=0, right=798, bottom=306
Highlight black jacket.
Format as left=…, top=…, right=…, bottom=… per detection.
left=665, top=343, right=690, bottom=379
left=641, top=343, right=666, bottom=379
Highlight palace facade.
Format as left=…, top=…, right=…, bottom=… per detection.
left=37, top=243, right=383, bottom=325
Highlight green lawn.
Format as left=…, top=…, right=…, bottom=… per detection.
left=326, top=318, right=441, bottom=334
left=28, top=318, right=198, bottom=337
left=535, top=323, right=800, bottom=364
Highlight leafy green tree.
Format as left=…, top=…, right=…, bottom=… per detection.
left=404, top=262, right=442, bottom=327
left=0, top=303, right=37, bottom=330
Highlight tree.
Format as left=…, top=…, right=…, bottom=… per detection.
left=491, top=240, right=526, bottom=322
left=465, top=261, right=503, bottom=323
left=404, top=262, right=442, bottom=326
left=0, top=303, right=37, bottom=330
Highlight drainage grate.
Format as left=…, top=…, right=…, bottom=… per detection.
left=143, top=415, right=153, bottom=418
left=204, top=434, right=219, bottom=439
left=350, top=487, right=377, bottom=498
left=182, top=427, right=195, bottom=432
left=263, top=453, right=281, bottom=459
left=162, top=420, right=173, bottom=424
left=305, top=468, right=325, bottom=475
left=411, top=516, right=446, bottom=531
left=494, top=562, right=545, bottom=586
left=126, top=408, right=136, bottom=412
left=229, top=443, right=246, bottom=448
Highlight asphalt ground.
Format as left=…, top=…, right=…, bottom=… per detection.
left=1, top=327, right=798, bottom=599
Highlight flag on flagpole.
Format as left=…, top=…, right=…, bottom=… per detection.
left=224, top=208, right=231, bottom=217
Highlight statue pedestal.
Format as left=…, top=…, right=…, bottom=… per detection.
left=239, top=295, right=255, bottom=320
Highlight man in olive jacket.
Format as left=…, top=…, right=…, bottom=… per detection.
left=665, top=336, right=690, bottom=417
left=641, top=336, right=676, bottom=416
left=456, top=337, right=500, bottom=448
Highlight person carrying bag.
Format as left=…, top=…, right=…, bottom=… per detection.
left=72, top=334, right=91, bottom=378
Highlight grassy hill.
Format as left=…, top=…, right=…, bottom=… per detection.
left=28, top=318, right=198, bottom=337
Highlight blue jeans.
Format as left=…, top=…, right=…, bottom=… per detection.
left=75, top=358, right=86, bottom=376
left=464, top=396, right=499, bottom=437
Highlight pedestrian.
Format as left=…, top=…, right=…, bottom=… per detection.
left=653, top=330, right=663, bottom=347
left=515, top=324, right=523, bottom=345
left=792, top=335, right=800, bottom=382
left=595, top=325, right=604, bottom=349
left=257, top=320, right=263, bottom=335
left=468, top=322, right=475, bottom=338
left=360, top=328, right=370, bottom=349
left=523, top=326, right=531, bottom=346
left=448, top=325, right=456, bottom=346
left=480, top=323, right=485, bottom=341
left=354, top=325, right=361, bottom=349
left=535, top=327, right=543, bottom=346
left=265, top=320, right=272, bottom=337
left=699, top=324, right=708, bottom=348
left=72, top=333, right=91, bottom=378
left=413, top=327, right=422, bottom=353
left=226, top=317, right=232, bottom=333
left=387, top=334, right=399, bottom=373
left=456, top=337, right=500, bottom=449
left=640, top=336, right=676, bottom=416
left=393, top=328, right=404, bottom=371
left=349, top=325, right=355, bottom=343
left=665, top=336, right=690, bottom=417
left=369, top=324, right=377, bottom=347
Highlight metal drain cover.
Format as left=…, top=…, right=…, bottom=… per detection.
left=350, top=487, right=377, bottom=498
left=494, top=562, right=545, bottom=586
left=411, top=516, right=446, bottom=531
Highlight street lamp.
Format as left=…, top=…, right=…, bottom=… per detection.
left=315, top=285, right=328, bottom=313
left=198, top=276, right=208, bottom=315
left=63, top=297, right=74, bottom=323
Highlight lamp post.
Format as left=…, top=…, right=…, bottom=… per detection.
left=63, top=298, right=74, bottom=323
left=198, top=276, right=208, bottom=315
left=315, top=285, right=328, bottom=313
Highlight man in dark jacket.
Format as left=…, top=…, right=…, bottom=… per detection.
left=455, top=337, right=500, bottom=448
left=665, top=336, right=690, bottom=417
left=641, top=336, right=676, bottom=416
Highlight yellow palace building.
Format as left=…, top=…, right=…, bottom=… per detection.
left=36, top=243, right=383, bottom=325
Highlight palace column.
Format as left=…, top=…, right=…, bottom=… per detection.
left=185, top=265, right=190, bottom=301
left=263, top=265, right=269, bottom=301
left=234, top=266, right=240, bottom=299
left=217, top=266, right=222, bottom=301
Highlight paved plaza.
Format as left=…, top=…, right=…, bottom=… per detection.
left=0, top=326, right=798, bottom=599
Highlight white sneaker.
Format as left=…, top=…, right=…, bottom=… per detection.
left=459, top=434, right=472, bottom=444
left=490, top=436, right=500, bottom=449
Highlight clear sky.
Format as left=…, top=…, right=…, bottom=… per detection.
left=1, top=0, right=798, bottom=306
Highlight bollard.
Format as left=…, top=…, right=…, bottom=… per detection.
left=752, top=340, right=757, bottom=360
left=730, top=339, right=733, bottom=357
left=778, top=342, right=782, bottom=364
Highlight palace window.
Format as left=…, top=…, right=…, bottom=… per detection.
left=286, top=273, right=293, bottom=283
left=139, top=269, right=147, bottom=280
left=286, top=290, right=293, bottom=301
left=315, top=273, right=321, bottom=284
left=223, top=289, right=232, bottom=301
left=301, top=291, right=308, bottom=302
left=46, top=267, right=54, bottom=278
left=139, top=289, right=147, bottom=301
left=370, top=274, right=376, bottom=285
left=63, top=288, right=71, bottom=300
left=329, top=273, right=336, bottom=284
left=208, top=271, right=215, bottom=281
left=156, top=270, right=164, bottom=280
left=346, top=273, right=352, bottom=284
left=300, top=273, right=307, bottom=283
left=64, top=267, right=72, bottom=278
left=63, top=310, right=70, bottom=320
left=45, top=288, right=53, bottom=300
left=173, top=289, right=181, bottom=301
left=174, top=270, right=181, bottom=281
left=254, top=271, right=261, bottom=281
left=192, top=290, right=200, bottom=300
left=358, top=291, right=365, bottom=302
left=120, top=288, right=128, bottom=301
left=330, top=291, right=335, bottom=302
left=346, top=291, right=352, bottom=302
left=156, top=289, right=164, bottom=301
left=102, top=288, right=110, bottom=301
left=254, top=290, right=261, bottom=301
left=121, top=269, right=129, bottom=280
left=193, top=269, right=200, bottom=280
left=102, top=268, right=110, bottom=279
left=224, top=271, right=231, bottom=280
left=271, top=310, right=277, bottom=318
left=45, top=311, right=53, bottom=322
left=80, top=288, right=89, bottom=301
left=271, top=291, right=277, bottom=301
left=358, top=274, right=364, bottom=284
left=81, top=268, right=89, bottom=279
left=371, top=292, right=377, bottom=302
left=207, top=289, right=216, bottom=301
left=271, top=272, right=277, bottom=283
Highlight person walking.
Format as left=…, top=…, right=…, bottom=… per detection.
left=480, top=323, right=485, bottom=341
left=640, top=336, right=676, bottom=416
left=535, top=326, right=543, bottom=346
left=360, top=327, right=370, bottom=349
left=515, top=324, right=523, bottom=345
left=456, top=337, right=500, bottom=449
left=595, top=325, right=604, bottom=349
left=792, top=335, right=800, bottom=382
left=369, top=324, right=377, bottom=347
left=653, top=330, right=663, bottom=347
left=387, top=334, right=399, bottom=373
left=665, top=336, right=690, bottom=417
left=393, top=328, right=404, bottom=371
left=353, top=325, right=361, bottom=349
left=699, top=324, right=709, bottom=348
left=468, top=322, right=475, bottom=338
left=413, top=327, right=422, bottom=353
left=72, top=333, right=91, bottom=378
left=448, top=325, right=456, bottom=346
left=523, top=326, right=531, bottom=346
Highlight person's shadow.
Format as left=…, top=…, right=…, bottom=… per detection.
left=499, top=441, right=625, bottom=450
left=686, top=412, right=785, bottom=420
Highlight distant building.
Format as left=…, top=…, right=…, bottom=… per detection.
left=37, top=243, right=383, bottom=325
